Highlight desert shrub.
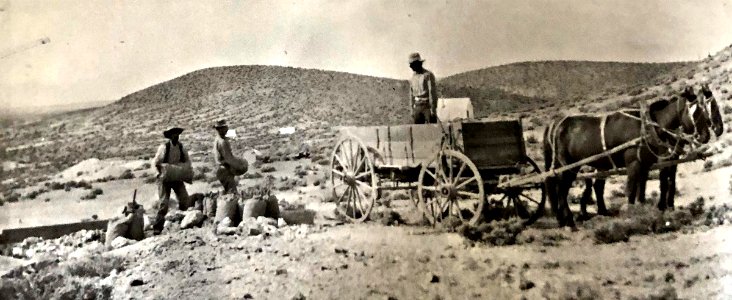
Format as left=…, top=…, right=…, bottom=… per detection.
left=24, top=189, right=46, bottom=200
left=703, top=160, right=714, bottom=172
left=49, top=182, right=65, bottom=190
left=118, top=169, right=135, bottom=180
left=261, top=165, right=276, bottom=173
left=458, top=218, right=525, bottom=246
left=724, top=105, right=732, bottom=115
left=92, top=188, right=104, bottom=196
left=4, top=192, right=20, bottom=203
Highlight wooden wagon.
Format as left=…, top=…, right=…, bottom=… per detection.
left=329, top=100, right=545, bottom=225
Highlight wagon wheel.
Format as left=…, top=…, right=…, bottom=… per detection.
left=330, top=136, right=377, bottom=223
left=495, top=157, right=546, bottom=225
left=418, top=149, right=484, bottom=226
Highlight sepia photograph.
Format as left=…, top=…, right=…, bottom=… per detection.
left=1, top=0, right=732, bottom=299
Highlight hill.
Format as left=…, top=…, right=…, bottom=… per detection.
left=439, top=61, right=694, bottom=112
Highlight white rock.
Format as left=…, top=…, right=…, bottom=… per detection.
left=111, top=236, right=136, bottom=249
left=217, top=226, right=238, bottom=236
left=277, top=218, right=287, bottom=228
left=180, top=211, right=204, bottom=229
left=220, top=217, right=233, bottom=228
left=25, top=249, right=36, bottom=259
left=257, top=216, right=278, bottom=227
left=12, top=247, right=23, bottom=258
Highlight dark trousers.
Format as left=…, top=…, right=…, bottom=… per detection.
left=153, top=180, right=190, bottom=232
left=216, top=167, right=238, bottom=194
left=412, top=103, right=436, bottom=124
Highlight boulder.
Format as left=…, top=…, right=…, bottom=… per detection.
left=181, top=211, right=204, bottom=229
left=110, top=236, right=136, bottom=249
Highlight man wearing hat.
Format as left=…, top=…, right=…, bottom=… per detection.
left=213, top=120, right=238, bottom=194
left=408, top=52, right=438, bottom=124
left=151, top=127, right=192, bottom=235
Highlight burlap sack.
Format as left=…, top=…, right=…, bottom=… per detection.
left=265, top=195, right=280, bottom=219
left=215, top=194, right=240, bottom=225
left=240, top=198, right=267, bottom=219
left=161, top=164, right=193, bottom=183
left=230, top=157, right=249, bottom=176
left=105, top=215, right=132, bottom=249
left=127, top=209, right=145, bottom=241
left=203, top=195, right=217, bottom=218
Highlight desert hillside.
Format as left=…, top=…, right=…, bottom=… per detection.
left=439, top=61, right=694, bottom=111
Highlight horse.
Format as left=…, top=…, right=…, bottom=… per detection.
left=579, top=84, right=723, bottom=214
left=541, top=86, right=712, bottom=228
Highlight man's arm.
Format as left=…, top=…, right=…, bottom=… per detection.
left=152, top=144, right=166, bottom=173
left=408, top=78, right=415, bottom=115
left=427, top=72, right=438, bottom=115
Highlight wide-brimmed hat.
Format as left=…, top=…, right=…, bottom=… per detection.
left=163, top=127, right=184, bottom=139
left=408, top=52, right=425, bottom=64
left=213, top=119, right=229, bottom=129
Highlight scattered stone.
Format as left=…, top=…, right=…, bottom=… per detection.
left=334, top=247, right=348, bottom=255
left=242, top=293, right=254, bottom=299
left=217, top=227, right=238, bottom=236
left=111, top=236, right=136, bottom=249
left=181, top=210, right=205, bottom=229
left=291, top=292, right=306, bottom=300
left=257, top=216, right=278, bottom=227
left=220, top=217, right=233, bottom=228
left=130, top=279, right=144, bottom=287
left=278, top=218, right=288, bottom=228
left=427, top=273, right=440, bottom=283
left=519, top=278, right=535, bottom=290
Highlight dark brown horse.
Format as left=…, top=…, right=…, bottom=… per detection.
left=580, top=84, right=723, bottom=214
left=542, top=86, right=712, bottom=228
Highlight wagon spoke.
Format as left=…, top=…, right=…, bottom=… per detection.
left=453, top=162, right=467, bottom=185
left=333, top=153, right=348, bottom=170
left=349, top=188, right=357, bottom=219
left=332, top=169, right=346, bottom=179
left=354, top=186, right=365, bottom=215
left=455, top=177, right=477, bottom=190
left=354, top=171, right=370, bottom=180
left=452, top=200, right=465, bottom=221
left=356, top=180, right=374, bottom=193
left=421, top=186, right=437, bottom=191
left=424, top=168, right=437, bottom=181
left=519, top=193, right=541, bottom=205
left=457, top=191, right=481, bottom=199
left=355, top=151, right=367, bottom=174
left=336, top=186, right=351, bottom=204
left=437, top=165, right=449, bottom=185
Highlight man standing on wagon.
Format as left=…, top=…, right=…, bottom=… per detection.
left=408, top=52, right=438, bottom=124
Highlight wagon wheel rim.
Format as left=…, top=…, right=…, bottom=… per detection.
left=418, top=149, right=484, bottom=226
left=498, top=157, right=546, bottom=225
left=330, top=136, right=377, bottom=223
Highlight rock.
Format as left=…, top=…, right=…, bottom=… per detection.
left=277, top=218, right=288, bottom=228
left=291, top=292, right=306, bottom=300
left=143, top=215, right=152, bottom=230
left=519, top=278, right=536, bottom=290
left=181, top=211, right=204, bottom=229
left=111, top=236, right=136, bottom=249
left=217, top=226, right=238, bottom=236
left=11, top=247, right=23, bottom=258
left=242, top=293, right=254, bottom=299
left=164, top=210, right=186, bottom=223
left=427, top=273, right=440, bottom=283
left=83, top=230, right=101, bottom=243
left=130, top=279, right=144, bottom=287
left=245, top=226, right=262, bottom=236
left=276, top=268, right=288, bottom=276
left=220, top=217, right=233, bottom=228
left=257, top=216, right=278, bottom=227
left=334, top=247, right=348, bottom=255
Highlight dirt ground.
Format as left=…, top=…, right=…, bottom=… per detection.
left=2, top=149, right=732, bottom=299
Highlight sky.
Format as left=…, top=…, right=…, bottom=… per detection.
left=1, top=0, right=732, bottom=109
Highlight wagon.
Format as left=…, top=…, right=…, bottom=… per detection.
left=329, top=98, right=545, bottom=225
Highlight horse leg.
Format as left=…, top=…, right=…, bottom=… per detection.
left=667, top=165, right=678, bottom=210
left=557, top=172, right=577, bottom=228
left=594, top=178, right=609, bottom=215
left=626, top=161, right=640, bottom=205
left=579, top=178, right=593, bottom=220
left=637, top=167, right=649, bottom=205
left=658, top=166, right=671, bottom=211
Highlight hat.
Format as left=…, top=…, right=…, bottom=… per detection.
left=213, top=119, right=229, bottom=129
left=408, top=52, right=425, bottom=64
left=163, top=127, right=184, bottom=139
